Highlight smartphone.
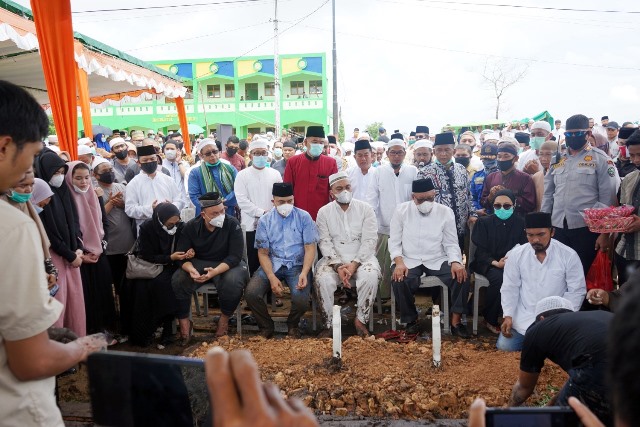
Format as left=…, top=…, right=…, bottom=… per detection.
left=87, top=351, right=211, bottom=427
left=485, top=407, right=579, bottom=427
left=49, top=284, right=59, bottom=297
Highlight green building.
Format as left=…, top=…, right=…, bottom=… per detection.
left=82, top=53, right=331, bottom=138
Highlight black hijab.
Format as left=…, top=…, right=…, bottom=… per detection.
left=34, top=149, right=80, bottom=261
left=144, top=203, right=183, bottom=257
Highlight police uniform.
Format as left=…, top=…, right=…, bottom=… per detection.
left=541, top=145, right=616, bottom=274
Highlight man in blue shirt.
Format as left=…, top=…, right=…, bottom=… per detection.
left=188, top=138, right=238, bottom=217
left=470, top=143, right=499, bottom=215
left=244, top=183, right=318, bottom=338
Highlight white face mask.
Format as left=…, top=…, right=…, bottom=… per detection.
left=163, top=225, right=178, bottom=235
left=276, top=203, right=294, bottom=217
left=335, top=190, right=352, bottom=204
left=73, top=185, right=90, bottom=194
left=416, top=200, right=434, bottom=214
left=165, top=149, right=177, bottom=160
left=329, top=148, right=338, bottom=156
left=49, top=174, right=64, bottom=188
left=209, top=214, right=225, bottom=228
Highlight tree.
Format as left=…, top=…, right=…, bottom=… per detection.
left=366, top=121, right=384, bottom=141
left=481, top=59, right=528, bottom=120
left=338, top=107, right=345, bottom=143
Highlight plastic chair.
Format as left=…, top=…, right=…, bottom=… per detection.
left=390, top=274, right=451, bottom=334
left=469, top=226, right=490, bottom=336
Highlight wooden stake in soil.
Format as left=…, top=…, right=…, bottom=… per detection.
left=432, top=304, right=441, bottom=368
left=332, top=305, right=341, bottom=359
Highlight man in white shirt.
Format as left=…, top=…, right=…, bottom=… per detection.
left=518, top=122, right=551, bottom=174
left=125, top=145, right=187, bottom=230
left=234, top=138, right=282, bottom=274
left=389, top=178, right=470, bottom=337
left=498, top=212, right=586, bottom=352
left=316, top=172, right=381, bottom=337
left=162, top=140, right=189, bottom=195
left=366, top=138, right=417, bottom=301
left=346, top=139, right=376, bottom=201
left=551, top=119, right=565, bottom=145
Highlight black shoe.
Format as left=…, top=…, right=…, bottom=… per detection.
left=258, top=329, right=274, bottom=339
left=451, top=323, right=470, bottom=338
left=405, top=321, right=420, bottom=335
left=287, top=327, right=302, bottom=339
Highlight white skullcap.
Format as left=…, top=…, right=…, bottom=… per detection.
left=109, top=137, right=125, bottom=149
left=329, top=171, right=349, bottom=187
left=77, top=145, right=93, bottom=156
left=387, top=138, right=406, bottom=149
left=48, top=135, right=58, bottom=143
left=342, top=142, right=355, bottom=152
left=249, top=138, right=268, bottom=152
left=534, top=296, right=575, bottom=318
left=91, top=157, right=110, bottom=170
left=48, top=145, right=60, bottom=153
left=481, top=129, right=494, bottom=135
left=196, top=138, right=217, bottom=154
left=77, top=137, right=92, bottom=146
left=485, top=133, right=501, bottom=142
left=499, top=136, right=519, bottom=145
left=531, top=121, right=552, bottom=133
left=413, top=140, right=433, bottom=150
left=125, top=142, right=137, bottom=152
left=147, top=129, right=155, bottom=134
left=371, top=140, right=385, bottom=149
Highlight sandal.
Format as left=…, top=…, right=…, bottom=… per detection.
left=275, top=298, right=284, bottom=307
left=178, top=320, right=193, bottom=347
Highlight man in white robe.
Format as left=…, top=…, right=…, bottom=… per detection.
left=366, top=138, right=417, bottom=300
left=346, top=139, right=376, bottom=201
left=125, top=145, right=187, bottom=230
left=315, top=172, right=380, bottom=337
left=498, top=212, right=586, bottom=352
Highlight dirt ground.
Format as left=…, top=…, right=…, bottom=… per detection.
left=57, top=291, right=567, bottom=423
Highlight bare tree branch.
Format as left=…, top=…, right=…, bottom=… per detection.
left=481, top=58, right=529, bottom=119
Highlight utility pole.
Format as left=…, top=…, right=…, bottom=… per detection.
left=331, top=0, right=338, bottom=136
left=274, top=0, right=281, bottom=135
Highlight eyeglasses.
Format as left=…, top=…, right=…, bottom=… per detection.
left=416, top=135, right=426, bottom=140
left=493, top=203, right=513, bottom=210
left=564, top=130, right=588, bottom=138
left=201, top=149, right=219, bottom=157
left=388, top=150, right=405, bottom=156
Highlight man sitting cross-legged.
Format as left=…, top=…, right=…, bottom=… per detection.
left=244, top=183, right=318, bottom=339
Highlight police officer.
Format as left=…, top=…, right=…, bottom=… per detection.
left=541, top=114, right=616, bottom=275
left=470, top=144, right=499, bottom=215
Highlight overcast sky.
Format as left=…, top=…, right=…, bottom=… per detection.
left=15, top=0, right=640, bottom=134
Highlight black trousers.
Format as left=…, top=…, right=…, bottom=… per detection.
left=391, top=261, right=470, bottom=324
left=553, top=226, right=599, bottom=276
left=245, top=231, right=260, bottom=276
left=107, top=253, right=128, bottom=295
left=481, top=268, right=504, bottom=327
left=614, top=253, right=640, bottom=286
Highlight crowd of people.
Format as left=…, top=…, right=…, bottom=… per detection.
left=1, top=78, right=639, bottom=426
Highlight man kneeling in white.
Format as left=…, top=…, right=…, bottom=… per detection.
left=498, top=212, right=586, bottom=352
left=315, top=172, right=381, bottom=337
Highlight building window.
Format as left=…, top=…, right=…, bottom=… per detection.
left=290, top=126, right=305, bottom=138
left=290, top=81, right=304, bottom=96
left=264, top=82, right=275, bottom=96
left=207, top=84, right=220, bottom=98
left=224, top=84, right=235, bottom=98
left=309, top=81, right=322, bottom=95
left=248, top=127, right=261, bottom=136
left=245, top=83, right=258, bottom=101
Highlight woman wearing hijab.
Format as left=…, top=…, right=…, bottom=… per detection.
left=471, top=189, right=528, bottom=334
left=122, top=203, right=190, bottom=347
left=66, top=161, right=116, bottom=335
left=94, top=132, right=112, bottom=159
left=1, top=168, right=58, bottom=290
left=34, top=149, right=87, bottom=337
left=31, top=177, right=55, bottom=212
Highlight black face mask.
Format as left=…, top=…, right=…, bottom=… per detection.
left=97, top=171, right=115, bottom=184
left=497, top=159, right=514, bottom=171
left=455, top=157, right=470, bottom=167
left=114, top=150, right=129, bottom=160
left=176, top=142, right=184, bottom=151
left=140, top=161, right=157, bottom=175
left=565, top=136, right=588, bottom=151
left=226, top=147, right=238, bottom=156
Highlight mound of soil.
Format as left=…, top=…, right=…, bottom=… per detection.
left=190, top=335, right=567, bottom=420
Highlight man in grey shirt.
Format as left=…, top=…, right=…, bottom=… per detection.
left=541, top=113, right=616, bottom=275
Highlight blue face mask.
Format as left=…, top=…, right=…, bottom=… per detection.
left=252, top=156, right=268, bottom=168
left=9, top=191, right=32, bottom=203
left=308, top=143, right=323, bottom=157
left=483, top=159, right=497, bottom=170
left=495, top=207, right=514, bottom=221
left=33, top=204, right=44, bottom=214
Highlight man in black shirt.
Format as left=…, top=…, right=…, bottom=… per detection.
left=172, top=192, right=248, bottom=342
left=509, top=296, right=613, bottom=425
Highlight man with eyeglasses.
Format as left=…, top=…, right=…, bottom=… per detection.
left=389, top=178, right=470, bottom=337
left=419, top=132, right=475, bottom=250
left=415, top=125, right=429, bottom=141
left=541, top=114, right=617, bottom=276
left=366, top=137, right=417, bottom=302
left=188, top=138, right=238, bottom=217
left=347, top=139, right=377, bottom=201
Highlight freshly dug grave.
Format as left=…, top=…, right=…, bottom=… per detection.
left=190, top=336, right=567, bottom=420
